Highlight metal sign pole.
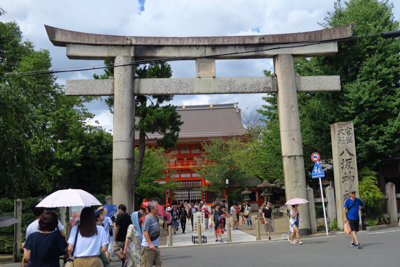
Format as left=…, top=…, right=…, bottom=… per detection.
left=319, top=177, right=329, bottom=236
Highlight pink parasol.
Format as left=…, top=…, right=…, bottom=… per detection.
left=141, top=202, right=166, bottom=217
left=220, top=211, right=231, bottom=219
left=285, top=198, right=309, bottom=205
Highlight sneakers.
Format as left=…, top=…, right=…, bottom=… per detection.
left=351, top=242, right=355, bottom=247
left=269, top=237, right=271, bottom=240
left=299, top=242, right=303, bottom=245
left=122, top=260, right=128, bottom=267
left=355, top=243, right=361, bottom=248
left=219, top=239, right=223, bottom=242
left=216, top=239, right=218, bottom=242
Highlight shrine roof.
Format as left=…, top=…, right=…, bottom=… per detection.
left=135, top=103, right=246, bottom=140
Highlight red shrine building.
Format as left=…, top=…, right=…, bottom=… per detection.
left=135, top=103, right=246, bottom=206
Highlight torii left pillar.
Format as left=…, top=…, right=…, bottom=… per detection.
left=112, top=56, right=135, bottom=212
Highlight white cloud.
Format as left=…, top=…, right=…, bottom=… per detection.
left=2, top=0, right=399, bottom=130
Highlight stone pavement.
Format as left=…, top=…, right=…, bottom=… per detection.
left=159, top=212, right=292, bottom=247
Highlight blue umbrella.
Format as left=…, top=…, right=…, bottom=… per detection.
left=102, top=205, right=118, bottom=218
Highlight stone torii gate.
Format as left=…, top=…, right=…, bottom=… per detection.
left=45, top=23, right=354, bottom=233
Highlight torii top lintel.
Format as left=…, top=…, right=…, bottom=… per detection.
left=45, top=23, right=354, bottom=60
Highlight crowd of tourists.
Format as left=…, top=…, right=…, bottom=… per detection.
left=21, top=202, right=162, bottom=267
left=20, top=191, right=364, bottom=267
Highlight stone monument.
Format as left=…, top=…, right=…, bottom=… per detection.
left=331, top=122, right=359, bottom=230
left=44, top=23, right=354, bottom=233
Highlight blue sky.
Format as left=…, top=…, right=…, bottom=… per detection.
left=1, top=0, right=399, bottom=132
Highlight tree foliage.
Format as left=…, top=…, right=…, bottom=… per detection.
left=259, top=0, right=400, bottom=186
left=295, top=0, right=400, bottom=173
left=0, top=21, right=108, bottom=198
left=358, top=167, right=384, bottom=218
left=134, top=147, right=179, bottom=203
left=97, top=61, right=182, bottom=204
left=194, top=138, right=250, bottom=198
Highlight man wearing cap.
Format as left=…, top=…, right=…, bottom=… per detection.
left=213, top=202, right=224, bottom=242
left=343, top=189, right=364, bottom=248
left=188, top=203, right=198, bottom=231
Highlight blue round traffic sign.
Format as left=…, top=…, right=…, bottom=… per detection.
left=311, top=152, right=320, bottom=162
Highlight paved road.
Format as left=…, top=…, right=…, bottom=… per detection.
left=3, top=229, right=399, bottom=267
left=159, top=229, right=400, bottom=267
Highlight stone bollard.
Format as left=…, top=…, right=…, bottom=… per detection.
left=386, top=182, right=398, bottom=225
left=307, top=186, right=318, bottom=233
left=168, top=225, right=173, bottom=246
left=105, top=195, right=112, bottom=205
left=197, top=221, right=202, bottom=244
left=256, top=219, right=261, bottom=240
left=227, top=222, right=232, bottom=243
left=60, top=207, right=67, bottom=232
left=326, top=186, right=336, bottom=228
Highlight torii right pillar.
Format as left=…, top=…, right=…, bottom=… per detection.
left=275, top=54, right=310, bottom=234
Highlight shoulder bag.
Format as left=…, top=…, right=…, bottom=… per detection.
left=63, top=226, right=79, bottom=267
left=344, top=198, right=357, bottom=235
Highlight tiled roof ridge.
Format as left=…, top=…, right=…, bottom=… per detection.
left=175, top=102, right=239, bottom=111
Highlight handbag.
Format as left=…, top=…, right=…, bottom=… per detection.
left=63, top=226, right=79, bottom=267
left=344, top=222, right=351, bottom=235
left=259, top=218, right=265, bottom=224
left=244, top=208, right=249, bottom=217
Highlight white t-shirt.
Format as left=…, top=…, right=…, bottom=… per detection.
left=230, top=206, right=236, bottom=215
left=289, top=209, right=301, bottom=224
left=67, top=225, right=109, bottom=257
left=25, top=219, right=65, bottom=239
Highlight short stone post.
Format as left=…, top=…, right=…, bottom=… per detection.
left=227, top=222, right=232, bottom=243
left=386, top=182, right=397, bottom=225
left=16, top=199, right=22, bottom=250
left=256, top=219, right=261, bottom=240
left=197, top=220, right=202, bottom=244
left=168, top=225, right=173, bottom=246
left=307, top=187, right=318, bottom=234
left=59, top=207, right=67, bottom=232
left=326, top=186, right=336, bottom=228
left=105, top=195, right=112, bottom=205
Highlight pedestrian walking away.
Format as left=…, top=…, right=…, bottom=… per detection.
left=188, top=202, right=198, bottom=231
left=239, top=203, right=245, bottom=225
left=97, top=206, right=113, bottom=261
left=262, top=202, right=275, bottom=240
left=23, top=212, right=68, bottom=267
left=171, top=206, right=180, bottom=234
left=67, top=207, right=109, bottom=267
left=179, top=206, right=188, bottom=234
left=96, top=209, right=111, bottom=267
left=141, top=202, right=162, bottom=267
left=230, top=204, right=238, bottom=230
left=289, top=204, right=302, bottom=245
left=244, top=204, right=252, bottom=230
left=113, top=204, right=132, bottom=267
left=343, top=189, right=364, bottom=248
left=213, top=202, right=224, bottom=242
left=203, top=206, right=210, bottom=230
left=123, top=211, right=143, bottom=267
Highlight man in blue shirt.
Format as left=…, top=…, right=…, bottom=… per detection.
left=343, top=189, right=364, bottom=247
left=141, top=202, right=162, bottom=267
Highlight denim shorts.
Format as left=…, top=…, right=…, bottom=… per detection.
left=290, top=221, right=299, bottom=228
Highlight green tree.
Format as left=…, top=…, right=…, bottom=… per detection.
left=256, top=70, right=284, bottom=184
left=134, top=147, right=179, bottom=203
left=358, top=167, right=384, bottom=219
left=260, top=0, right=400, bottom=188
left=96, top=61, right=183, bottom=205
left=194, top=138, right=250, bottom=201
left=0, top=21, right=99, bottom=198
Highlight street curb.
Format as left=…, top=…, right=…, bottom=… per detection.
left=366, top=224, right=399, bottom=232
left=159, top=232, right=338, bottom=249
